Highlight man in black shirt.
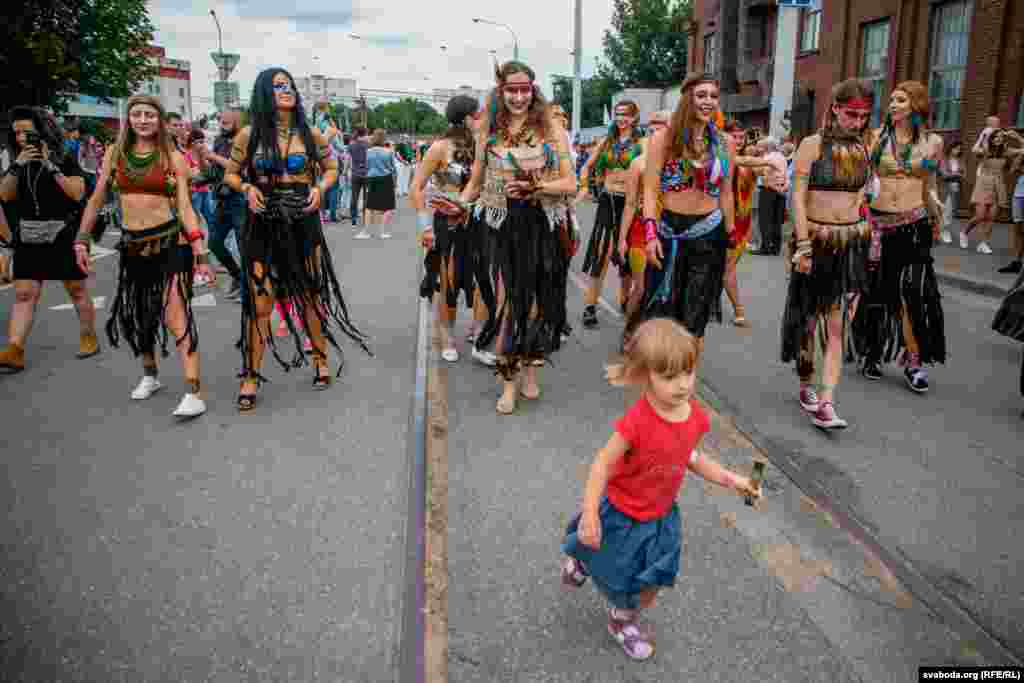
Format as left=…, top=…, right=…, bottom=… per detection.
left=202, top=108, right=245, bottom=300
left=348, top=127, right=369, bottom=227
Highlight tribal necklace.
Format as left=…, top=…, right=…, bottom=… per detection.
left=503, top=124, right=537, bottom=149
left=124, top=147, right=159, bottom=184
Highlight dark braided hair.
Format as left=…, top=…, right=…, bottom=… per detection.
left=443, top=94, right=479, bottom=169
left=244, top=68, right=318, bottom=181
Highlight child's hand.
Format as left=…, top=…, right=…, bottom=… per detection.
left=735, top=475, right=763, bottom=503
left=579, top=512, right=602, bottom=550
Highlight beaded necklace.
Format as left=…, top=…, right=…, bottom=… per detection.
left=123, top=148, right=159, bottom=184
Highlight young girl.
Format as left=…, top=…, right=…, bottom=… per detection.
left=560, top=317, right=762, bottom=661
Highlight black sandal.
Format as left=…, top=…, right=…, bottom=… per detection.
left=312, top=355, right=331, bottom=390
left=237, top=372, right=264, bottom=411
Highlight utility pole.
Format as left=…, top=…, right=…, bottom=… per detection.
left=572, top=0, right=582, bottom=137
left=769, top=0, right=809, bottom=140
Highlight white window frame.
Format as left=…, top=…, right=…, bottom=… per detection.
left=928, top=0, right=973, bottom=130
left=704, top=32, right=718, bottom=75
left=860, top=20, right=891, bottom=128
left=801, top=8, right=821, bottom=53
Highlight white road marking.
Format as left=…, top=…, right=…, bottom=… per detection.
left=51, top=296, right=106, bottom=311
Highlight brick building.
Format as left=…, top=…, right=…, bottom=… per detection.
left=693, top=0, right=1024, bottom=209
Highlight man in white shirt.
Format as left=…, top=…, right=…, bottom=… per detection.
left=752, top=136, right=790, bottom=255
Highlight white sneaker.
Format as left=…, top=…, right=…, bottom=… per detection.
left=471, top=347, right=497, bottom=367
left=940, top=230, right=952, bottom=244
left=959, top=231, right=968, bottom=249
left=172, top=393, right=206, bottom=418
left=354, top=231, right=371, bottom=240
left=379, top=233, right=392, bottom=239
left=441, top=347, right=459, bottom=363
left=131, top=376, right=163, bottom=400
left=977, top=241, right=992, bottom=255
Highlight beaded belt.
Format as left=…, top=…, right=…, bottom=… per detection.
left=870, top=206, right=929, bottom=231
left=657, top=209, right=722, bottom=241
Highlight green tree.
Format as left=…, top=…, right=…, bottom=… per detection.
left=551, top=74, right=622, bottom=129
left=368, top=99, right=445, bottom=135
left=0, top=0, right=155, bottom=118
left=598, top=0, right=692, bottom=89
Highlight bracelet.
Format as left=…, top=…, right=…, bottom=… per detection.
left=184, top=229, right=204, bottom=243
left=642, top=217, right=658, bottom=243
left=73, top=242, right=88, bottom=251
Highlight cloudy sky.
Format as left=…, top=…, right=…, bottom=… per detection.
left=149, top=0, right=615, bottom=113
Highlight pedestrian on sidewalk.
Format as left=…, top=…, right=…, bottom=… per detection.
left=963, top=117, right=1008, bottom=255
left=348, top=127, right=369, bottom=228
left=223, top=68, right=371, bottom=410
left=359, top=129, right=396, bottom=239
left=853, top=81, right=946, bottom=393
left=0, top=106, right=100, bottom=374
left=411, top=94, right=495, bottom=366
left=576, top=100, right=644, bottom=329
left=781, top=79, right=874, bottom=430
left=996, top=130, right=1024, bottom=273
left=751, top=135, right=789, bottom=255
left=938, top=139, right=963, bottom=245
left=627, top=73, right=735, bottom=360
left=202, top=108, right=246, bottom=300
left=561, top=318, right=762, bottom=661
left=456, top=60, right=577, bottom=414
left=336, top=134, right=352, bottom=222
left=77, top=95, right=214, bottom=418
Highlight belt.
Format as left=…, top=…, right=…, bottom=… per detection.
left=870, top=206, right=928, bottom=231
left=657, top=209, right=722, bottom=241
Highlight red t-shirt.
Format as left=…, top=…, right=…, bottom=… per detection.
left=608, top=396, right=710, bottom=521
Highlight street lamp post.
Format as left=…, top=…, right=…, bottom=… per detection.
left=209, top=10, right=223, bottom=58
left=472, top=18, right=519, bottom=61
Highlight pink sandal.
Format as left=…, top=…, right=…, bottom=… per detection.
left=608, top=611, right=655, bottom=661
left=561, top=557, right=588, bottom=588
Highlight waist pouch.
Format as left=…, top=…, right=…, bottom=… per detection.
left=19, top=220, right=66, bottom=245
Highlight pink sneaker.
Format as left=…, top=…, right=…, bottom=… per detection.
left=561, top=557, right=588, bottom=588
left=608, top=611, right=655, bottom=661
left=812, top=401, right=848, bottom=430
left=798, top=385, right=819, bottom=413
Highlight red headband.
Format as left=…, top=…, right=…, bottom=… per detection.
left=841, top=98, right=873, bottom=111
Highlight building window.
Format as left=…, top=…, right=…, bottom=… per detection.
left=801, top=8, right=821, bottom=53
left=746, top=13, right=774, bottom=61
left=860, top=20, right=891, bottom=128
left=704, top=33, right=718, bottom=74
left=929, top=1, right=972, bottom=130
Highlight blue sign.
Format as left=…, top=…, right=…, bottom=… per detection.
left=778, top=0, right=819, bottom=8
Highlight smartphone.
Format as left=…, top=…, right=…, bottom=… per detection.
left=24, top=132, right=41, bottom=150
left=745, top=461, right=765, bottom=506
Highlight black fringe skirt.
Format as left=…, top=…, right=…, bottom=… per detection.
left=851, top=212, right=946, bottom=365
left=780, top=219, right=871, bottom=369
left=239, top=184, right=370, bottom=376
left=626, top=210, right=727, bottom=339
left=581, top=191, right=626, bottom=277
left=992, top=270, right=1024, bottom=397
left=106, top=220, right=197, bottom=358
left=419, top=212, right=477, bottom=310
left=476, top=199, right=567, bottom=379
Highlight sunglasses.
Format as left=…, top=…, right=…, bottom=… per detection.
left=273, top=82, right=294, bottom=94
left=502, top=84, right=533, bottom=97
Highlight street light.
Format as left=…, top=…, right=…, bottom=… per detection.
left=209, top=9, right=223, bottom=57
left=472, top=18, right=519, bottom=60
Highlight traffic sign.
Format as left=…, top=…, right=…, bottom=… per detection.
left=777, top=0, right=819, bottom=8
left=210, top=52, right=240, bottom=81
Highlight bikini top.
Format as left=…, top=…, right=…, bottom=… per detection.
left=659, top=153, right=727, bottom=198
left=116, top=156, right=174, bottom=197
left=807, top=140, right=871, bottom=193
left=594, top=138, right=643, bottom=178
left=874, top=137, right=938, bottom=179
left=431, top=144, right=471, bottom=195
left=253, top=152, right=308, bottom=176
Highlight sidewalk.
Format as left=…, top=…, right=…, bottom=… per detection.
left=932, top=219, right=1020, bottom=299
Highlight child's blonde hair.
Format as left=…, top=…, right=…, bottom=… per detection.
left=606, top=318, right=698, bottom=386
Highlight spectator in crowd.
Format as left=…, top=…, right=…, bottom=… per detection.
left=336, top=134, right=352, bottom=223
left=357, top=128, right=396, bottom=239
left=751, top=135, right=789, bottom=256
left=348, top=127, right=369, bottom=227
left=202, top=107, right=246, bottom=300
left=165, top=112, right=189, bottom=152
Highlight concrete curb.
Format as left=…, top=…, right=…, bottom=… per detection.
left=697, top=374, right=1023, bottom=665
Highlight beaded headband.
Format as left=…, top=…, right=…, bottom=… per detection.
left=841, top=98, right=873, bottom=111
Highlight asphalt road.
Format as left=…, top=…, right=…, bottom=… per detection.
left=0, top=217, right=420, bottom=682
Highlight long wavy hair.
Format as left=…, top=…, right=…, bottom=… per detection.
left=871, top=80, right=929, bottom=168
left=443, top=94, right=479, bottom=169
left=820, top=79, right=873, bottom=185
left=7, top=106, right=68, bottom=163
left=244, top=68, right=318, bottom=180
left=593, top=100, right=642, bottom=169
left=109, top=95, right=178, bottom=174
left=666, top=73, right=722, bottom=162
left=483, top=61, right=555, bottom=143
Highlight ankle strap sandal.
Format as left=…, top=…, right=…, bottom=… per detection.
left=311, top=353, right=331, bottom=390
left=236, top=371, right=267, bottom=412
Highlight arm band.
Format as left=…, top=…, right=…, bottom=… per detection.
left=184, top=229, right=204, bottom=243
left=643, top=218, right=658, bottom=243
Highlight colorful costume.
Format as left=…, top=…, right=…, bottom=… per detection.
left=727, top=165, right=756, bottom=261
left=581, top=138, right=643, bottom=277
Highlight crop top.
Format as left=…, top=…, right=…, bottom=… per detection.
left=594, top=138, right=643, bottom=178
left=660, top=153, right=727, bottom=198
left=874, top=137, right=938, bottom=179
left=253, top=153, right=308, bottom=176
left=807, top=140, right=871, bottom=193
left=116, top=157, right=174, bottom=197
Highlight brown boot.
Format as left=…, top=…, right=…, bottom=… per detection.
left=76, top=331, right=100, bottom=359
left=0, top=343, right=25, bottom=373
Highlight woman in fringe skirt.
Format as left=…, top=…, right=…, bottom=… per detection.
left=992, top=268, right=1024, bottom=413
left=224, top=68, right=370, bottom=411
left=77, top=95, right=214, bottom=418
left=853, top=81, right=946, bottom=394
left=455, top=61, right=578, bottom=415
left=780, top=79, right=874, bottom=430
